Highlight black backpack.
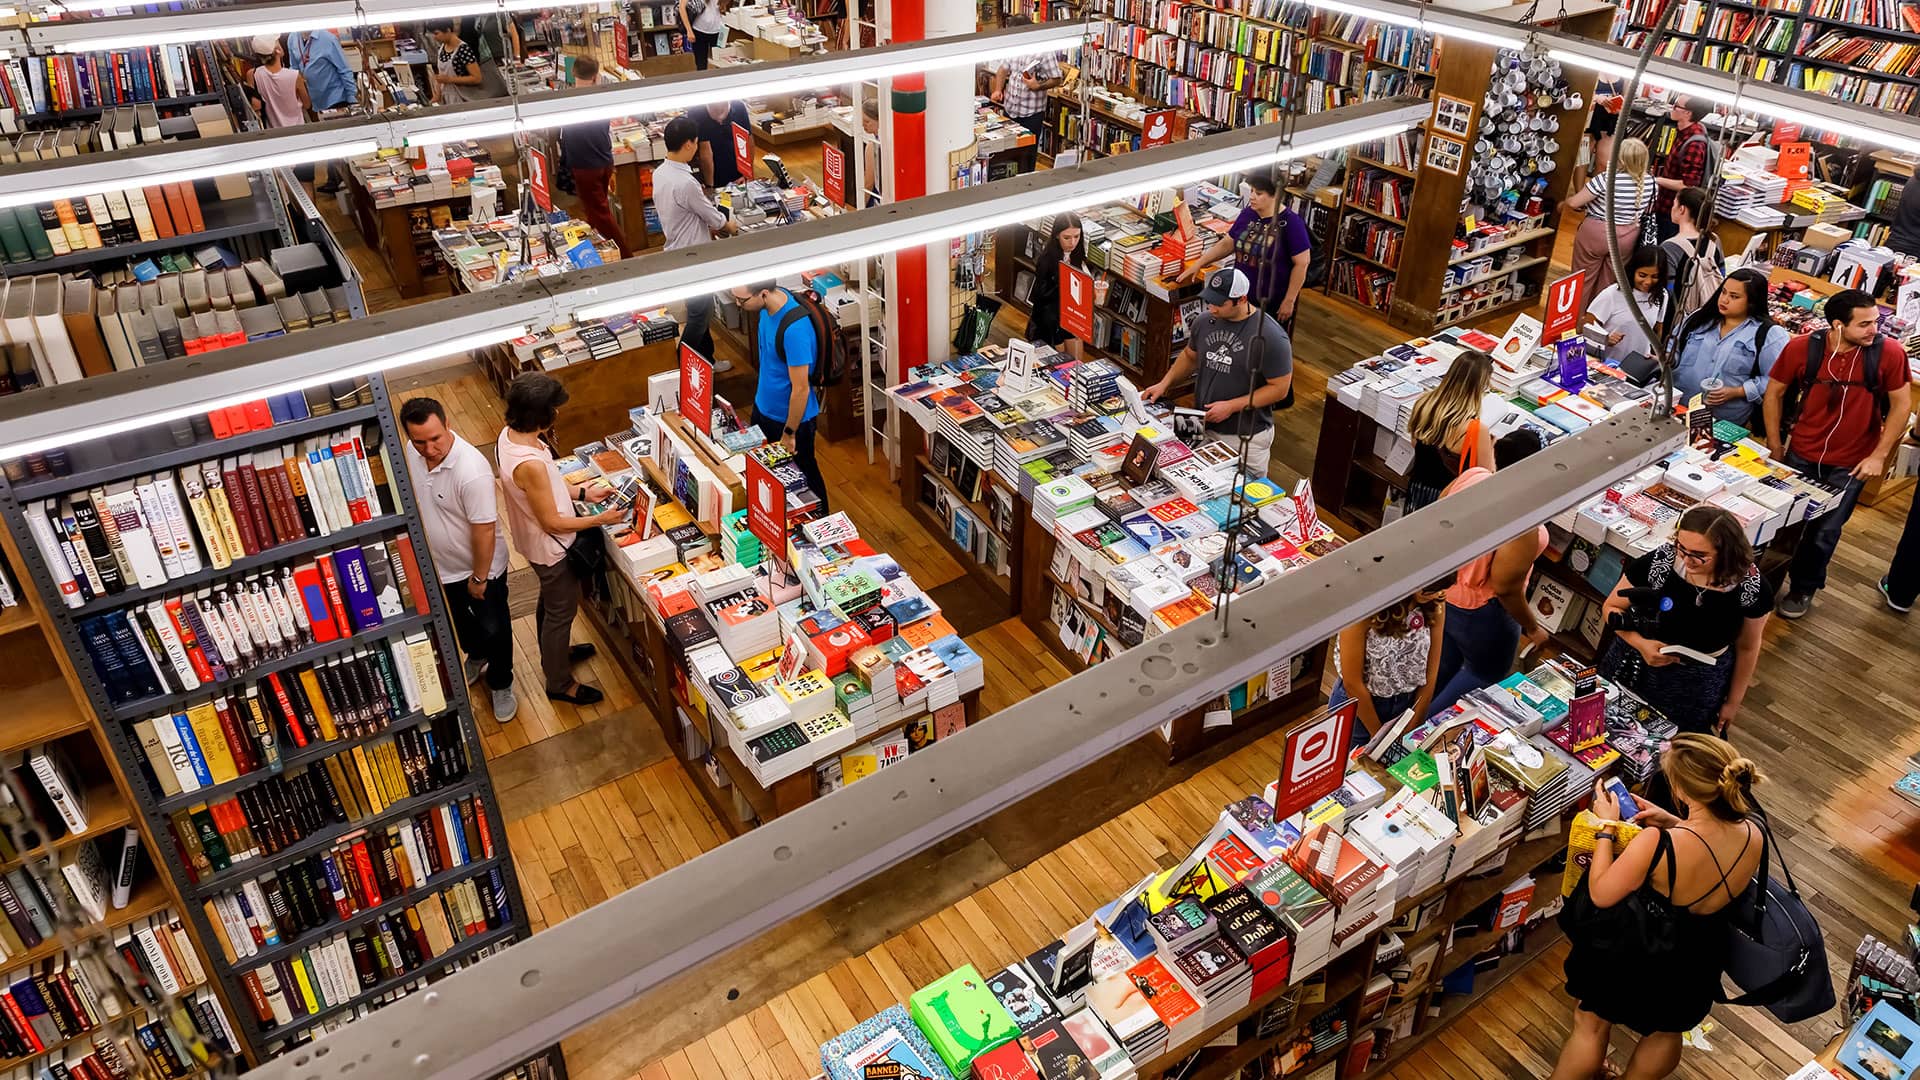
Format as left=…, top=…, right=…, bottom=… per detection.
left=772, top=290, right=850, bottom=389
left=1781, top=327, right=1890, bottom=438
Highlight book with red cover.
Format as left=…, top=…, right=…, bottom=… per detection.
left=211, top=697, right=258, bottom=774
left=207, top=408, right=232, bottom=439
left=174, top=182, right=204, bottom=233
left=1126, top=955, right=1200, bottom=1030
left=219, top=459, right=261, bottom=556
left=351, top=840, right=382, bottom=906
left=267, top=457, right=307, bottom=544
left=221, top=404, right=249, bottom=436
left=162, top=597, right=216, bottom=684
left=390, top=535, right=430, bottom=615
left=235, top=459, right=276, bottom=547
left=265, top=672, right=309, bottom=748
left=315, top=554, right=353, bottom=638
left=243, top=399, right=273, bottom=429
left=144, top=186, right=176, bottom=238
left=292, top=565, right=339, bottom=643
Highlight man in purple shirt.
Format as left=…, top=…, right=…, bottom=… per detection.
left=1180, top=170, right=1312, bottom=334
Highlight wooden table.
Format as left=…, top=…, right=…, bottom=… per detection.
left=477, top=338, right=679, bottom=451
left=344, top=173, right=465, bottom=300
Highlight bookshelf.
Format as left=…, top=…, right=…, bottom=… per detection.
left=1617, top=0, right=1920, bottom=115
left=0, top=513, right=247, bottom=1080
left=0, top=376, right=557, bottom=1075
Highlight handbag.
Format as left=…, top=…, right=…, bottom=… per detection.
left=1558, top=827, right=1685, bottom=959
left=1718, top=801, right=1836, bottom=1022
left=565, top=523, right=610, bottom=601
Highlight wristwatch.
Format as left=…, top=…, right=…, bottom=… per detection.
left=783, top=425, right=797, bottom=437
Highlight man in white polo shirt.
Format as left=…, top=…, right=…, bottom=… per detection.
left=656, top=113, right=739, bottom=368
left=401, top=396, right=517, bottom=722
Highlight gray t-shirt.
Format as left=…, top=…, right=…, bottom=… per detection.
left=1189, top=309, right=1293, bottom=436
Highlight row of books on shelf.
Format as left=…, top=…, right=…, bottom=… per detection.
left=2, top=103, right=180, bottom=166
left=262, top=935, right=515, bottom=1057
left=0, top=45, right=218, bottom=120
left=1801, top=0, right=1920, bottom=30
left=24, top=419, right=391, bottom=596
left=1, top=945, right=235, bottom=1077
left=1801, top=31, right=1920, bottom=75
left=1780, top=63, right=1920, bottom=110
left=0, top=179, right=216, bottom=265
left=1178, top=8, right=1304, bottom=66
left=1330, top=258, right=1395, bottom=313
left=168, top=746, right=477, bottom=895
left=0, top=831, right=134, bottom=960
left=1338, top=219, right=1404, bottom=271
left=131, top=653, right=455, bottom=807
left=1303, top=41, right=1365, bottom=90
left=1360, top=68, right=1429, bottom=99
left=199, top=789, right=495, bottom=966
left=1343, top=169, right=1410, bottom=221
left=1372, top=26, right=1438, bottom=72
left=237, top=864, right=510, bottom=1034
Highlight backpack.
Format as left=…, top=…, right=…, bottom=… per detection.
left=1781, top=326, right=1890, bottom=437
left=1666, top=236, right=1724, bottom=317
left=772, top=290, right=850, bottom=389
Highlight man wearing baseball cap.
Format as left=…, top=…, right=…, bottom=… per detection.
left=1142, top=267, right=1294, bottom=479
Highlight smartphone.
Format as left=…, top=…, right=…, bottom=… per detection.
left=1605, top=778, right=1639, bottom=820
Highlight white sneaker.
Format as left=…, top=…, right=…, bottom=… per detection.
left=491, top=686, right=518, bottom=722
left=712, top=358, right=734, bottom=373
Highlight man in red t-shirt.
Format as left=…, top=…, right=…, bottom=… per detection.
left=1762, top=289, right=1914, bottom=619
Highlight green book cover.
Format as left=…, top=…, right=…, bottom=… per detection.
left=20, top=207, right=54, bottom=261
left=907, top=965, right=1019, bottom=1077
left=0, top=207, right=31, bottom=262
left=1386, top=749, right=1438, bottom=793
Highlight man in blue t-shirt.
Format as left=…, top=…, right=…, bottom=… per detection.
left=733, top=282, right=830, bottom=513
left=288, top=28, right=360, bottom=194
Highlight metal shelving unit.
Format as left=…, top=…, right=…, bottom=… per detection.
left=0, top=375, right=539, bottom=1066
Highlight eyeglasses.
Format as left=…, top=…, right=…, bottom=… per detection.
left=1675, top=544, right=1713, bottom=565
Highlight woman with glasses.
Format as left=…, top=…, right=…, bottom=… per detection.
left=1597, top=505, right=1772, bottom=735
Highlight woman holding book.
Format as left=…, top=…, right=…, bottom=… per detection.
left=1178, top=170, right=1312, bottom=336
left=1669, top=267, right=1783, bottom=430
left=1597, top=505, right=1771, bottom=736
left=1025, top=212, right=1088, bottom=361
left=1555, top=734, right=1763, bottom=1080
left=1404, top=348, right=1496, bottom=511
left=497, top=374, right=628, bottom=707
left=1564, top=136, right=1655, bottom=312
left=1331, top=583, right=1447, bottom=747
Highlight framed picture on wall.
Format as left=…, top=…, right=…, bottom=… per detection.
left=1433, top=94, right=1475, bottom=138
left=1425, top=134, right=1466, bottom=175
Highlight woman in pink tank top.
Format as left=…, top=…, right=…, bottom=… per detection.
left=1427, top=432, right=1552, bottom=715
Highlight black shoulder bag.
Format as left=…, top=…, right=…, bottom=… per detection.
left=1718, top=800, right=1836, bottom=1022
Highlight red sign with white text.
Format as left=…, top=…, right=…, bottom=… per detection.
left=1141, top=109, right=1177, bottom=149
left=822, top=142, right=847, bottom=207
left=1543, top=271, right=1586, bottom=343
left=1059, top=262, right=1095, bottom=343
left=526, top=147, right=553, bottom=213
left=679, top=342, right=714, bottom=438
left=614, top=22, right=630, bottom=67
left=731, top=122, right=753, bottom=182
left=745, top=452, right=787, bottom=552
left=1271, top=700, right=1357, bottom=821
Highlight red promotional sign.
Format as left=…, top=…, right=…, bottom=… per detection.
left=613, top=21, right=630, bottom=68
left=1771, top=120, right=1802, bottom=146
left=1271, top=700, right=1356, bottom=821
left=526, top=147, right=553, bottom=213
left=1059, top=262, right=1095, bottom=343
left=1141, top=109, right=1177, bottom=149
left=745, top=452, right=787, bottom=552
left=731, top=121, right=753, bottom=182
left=1542, top=271, right=1586, bottom=343
left=822, top=142, right=847, bottom=207
left=678, top=341, right=714, bottom=438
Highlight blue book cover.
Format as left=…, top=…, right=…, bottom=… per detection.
left=267, top=395, right=291, bottom=424
left=333, top=546, right=382, bottom=632
left=282, top=391, right=310, bottom=421
left=1841, top=1000, right=1920, bottom=1080
left=171, top=711, right=214, bottom=787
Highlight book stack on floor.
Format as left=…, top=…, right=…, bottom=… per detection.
left=0, top=372, right=538, bottom=1067
left=813, top=663, right=1648, bottom=1080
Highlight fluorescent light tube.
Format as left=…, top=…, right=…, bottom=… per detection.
left=408, top=24, right=1086, bottom=144
left=34, top=0, right=548, bottom=52
left=575, top=116, right=1423, bottom=320
left=0, top=138, right=380, bottom=211
left=0, top=325, right=525, bottom=460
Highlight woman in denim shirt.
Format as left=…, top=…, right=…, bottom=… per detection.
left=1669, top=267, right=1783, bottom=429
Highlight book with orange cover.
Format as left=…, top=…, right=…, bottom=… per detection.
left=144, top=186, right=176, bottom=238
left=175, top=182, right=205, bottom=233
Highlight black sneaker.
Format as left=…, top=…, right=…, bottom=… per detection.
left=1778, top=591, right=1813, bottom=619
left=1881, top=576, right=1913, bottom=614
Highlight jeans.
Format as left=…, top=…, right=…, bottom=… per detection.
left=1429, top=599, right=1522, bottom=716
left=753, top=411, right=830, bottom=516
left=1329, top=678, right=1419, bottom=749
left=1784, top=451, right=1867, bottom=595
left=442, top=575, right=513, bottom=690
left=532, top=559, right=583, bottom=695
left=1885, top=486, right=1920, bottom=607
left=568, top=165, right=630, bottom=258
left=691, top=29, right=719, bottom=69
left=682, top=293, right=715, bottom=361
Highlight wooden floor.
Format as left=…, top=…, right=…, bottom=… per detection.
left=320, top=159, right=1920, bottom=1080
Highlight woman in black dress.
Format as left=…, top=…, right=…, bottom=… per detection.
left=1553, top=733, right=1764, bottom=1080
left=1404, top=349, right=1495, bottom=510
left=1597, top=505, right=1772, bottom=735
left=1026, top=212, right=1089, bottom=360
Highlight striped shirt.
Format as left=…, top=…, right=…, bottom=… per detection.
left=1583, top=172, right=1654, bottom=224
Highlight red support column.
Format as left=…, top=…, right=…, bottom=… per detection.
left=890, top=1, right=928, bottom=380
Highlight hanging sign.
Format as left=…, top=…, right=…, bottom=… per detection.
left=731, top=121, right=754, bottom=181
left=679, top=342, right=714, bottom=437
left=526, top=147, right=553, bottom=213
left=614, top=21, right=630, bottom=67
left=823, top=142, right=847, bottom=207
left=1060, top=262, right=1095, bottom=343
left=1141, top=109, right=1177, bottom=149
left=1271, top=700, right=1357, bottom=821
left=1543, top=271, right=1586, bottom=343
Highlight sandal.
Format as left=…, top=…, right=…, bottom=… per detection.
left=547, top=683, right=605, bottom=706
left=569, top=643, right=598, bottom=664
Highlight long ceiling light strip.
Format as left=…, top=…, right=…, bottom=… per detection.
left=32, top=0, right=567, bottom=52
left=0, top=98, right=1429, bottom=459
left=0, top=22, right=1083, bottom=207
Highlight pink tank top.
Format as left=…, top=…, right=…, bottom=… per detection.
left=496, top=431, right=575, bottom=567
left=1442, top=467, right=1550, bottom=610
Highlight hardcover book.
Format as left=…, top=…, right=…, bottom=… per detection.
left=909, top=965, right=1020, bottom=1078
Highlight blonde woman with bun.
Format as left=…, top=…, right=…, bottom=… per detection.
left=1551, top=733, right=1765, bottom=1080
